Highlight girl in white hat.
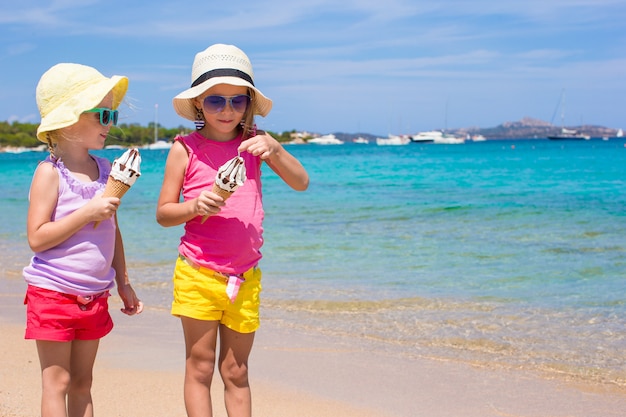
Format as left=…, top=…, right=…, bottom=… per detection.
left=24, top=63, right=143, bottom=417
left=157, top=44, right=309, bottom=416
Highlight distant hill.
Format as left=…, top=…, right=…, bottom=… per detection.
left=438, top=117, right=620, bottom=140
left=330, top=117, right=622, bottom=141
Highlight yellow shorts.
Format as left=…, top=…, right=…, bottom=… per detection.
left=171, top=256, right=262, bottom=333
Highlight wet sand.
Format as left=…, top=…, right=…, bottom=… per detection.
left=1, top=277, right=625, bottom=417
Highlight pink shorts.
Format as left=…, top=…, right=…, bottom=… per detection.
left=24, top=285, right=113, bottom=342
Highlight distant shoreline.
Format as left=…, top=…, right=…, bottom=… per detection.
left=1, top=118, right=623, bottom=151
left=2, top=135, right=626, bottom=155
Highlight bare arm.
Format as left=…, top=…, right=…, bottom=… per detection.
left=238, top=131, right=309, bottom=191
left=156, top=140, right=225, bottom=227
left=27, top=162, right=120, bottom=253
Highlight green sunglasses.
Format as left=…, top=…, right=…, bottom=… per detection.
left=84, top=107, right=119, bottom=126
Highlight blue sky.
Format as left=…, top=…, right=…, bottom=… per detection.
left=1, top=0, right=624, bottom=136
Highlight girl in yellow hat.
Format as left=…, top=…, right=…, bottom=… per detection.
left=23, top=63, right=143, bottom=417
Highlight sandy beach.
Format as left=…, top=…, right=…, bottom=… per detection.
left=1, top=274, right=626, bottom=417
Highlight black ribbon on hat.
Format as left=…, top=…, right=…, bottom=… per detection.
left=191, top=68, right=254, bottom=88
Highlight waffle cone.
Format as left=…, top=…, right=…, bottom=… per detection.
left=212, top=183, right=235, bottom=200
left=102, top=177, right=131, bottom=198
left=201, top=183, right=235, bottom=223
left=94, top=177, right=131, bottom=228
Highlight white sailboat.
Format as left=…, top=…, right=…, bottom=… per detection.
left=352, top=137, right=369, bottom=144
left=307, top=134, right=344, bottom=145
left=411, top=100, right=464, bottom=145
left=376, top=134, right=410, bottom=146
left=410, top=131, right=439, bottom=143
left=435, top=132, right=465, bottom=144
left=411, top=130, right=464, bottom=144
left=143, top=104, right=172, bottom=149
left=547, top=90, right=589, bottom=140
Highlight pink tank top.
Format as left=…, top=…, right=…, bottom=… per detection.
left=177, top=132, right=264, bottom=275
left=23, top=155, right=117, bottom=295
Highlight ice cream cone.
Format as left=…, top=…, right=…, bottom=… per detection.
left=201, top=155, right=245, bottom=224
left=201, top=183, right=235, bottom=223
left=93, top=178, right=131, bottom=228
left=93, top=148, right=141, bottom=228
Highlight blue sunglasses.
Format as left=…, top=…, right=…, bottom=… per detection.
left=202, top=95, right=251, bottom=114
left=84, top=107, right=119, bottom=126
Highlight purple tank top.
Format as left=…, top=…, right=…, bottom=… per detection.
left=23, top=155, right=117, bottom=295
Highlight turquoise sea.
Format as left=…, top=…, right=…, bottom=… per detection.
left=1, top=139, right=625, bottom=388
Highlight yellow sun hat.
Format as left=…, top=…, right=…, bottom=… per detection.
left=172, top=44, right=272, bottom=120
left=36, top=63, right=128, bottom=142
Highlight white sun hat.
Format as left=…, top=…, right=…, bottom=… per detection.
left=172, top=44, right=272, bottom=120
